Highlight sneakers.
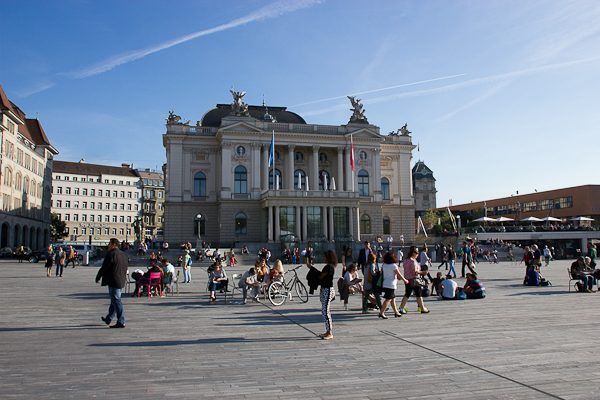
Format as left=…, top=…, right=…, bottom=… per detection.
left=399, top=308, right=407, bottom=314
left=110, top=323, right=125, bottom=328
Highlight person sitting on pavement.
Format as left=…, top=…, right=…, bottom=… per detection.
left=524, top=265, right=548, bottom=286
left=238, top=267, right=259, bottom=304
left=208, top=263, right=228, bottom=304
left=463, top=273, right=486, bottom=299
left=241, top=245, right=249, bottom=254
left=571, top=257, right=594, bottom=292
left=431, top=271, right=444, bottom=296
left=132, top=263, right=163, bottom=297
left=269, top=259, right=284, bottom=282
left=440, top=275, right=460, bottom=300
left=343, top=263, right=363, bottom=295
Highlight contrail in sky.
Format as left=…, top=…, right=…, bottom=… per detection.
left=301, top=55, right=600, bottom=117
left=292, top=73, right=467, bottom=107
left=65, top=0, right=322, bottom=79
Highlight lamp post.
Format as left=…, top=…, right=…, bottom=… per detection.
left=125, top=223, right=129, bottom=247
left=195, top=214, right=202, bottom=251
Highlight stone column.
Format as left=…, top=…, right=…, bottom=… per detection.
left=345, top=149, right=352, bottom=192
left=337, top=147, right=344, bottom=191
left=287, top=145, right=295, bottom=190
left=373, top=148, right=381, bottom=195
left=295, top=206, right=301, bottom=238
left=221, top=142, right=233, bottom=199
left=348, top=207, right=354, bottom=241
left=251, top=143, right=261, bottom=194
left=311, top=145, right=319, bottom=191
left=262, top=144, right=269, bottom=191
left=328, top=206, right=335, bottom=241
left=323, top=207, right=328, bottom=239
left=302, top=206, right=308, bottom=241
left=268, top=205, right=273, bottom=242
left=274, top=205, right=280, bottom=242
left=356, top=207, right=361, bottom=242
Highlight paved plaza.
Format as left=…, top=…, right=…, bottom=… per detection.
left=1, top=251, right=599, bottom=399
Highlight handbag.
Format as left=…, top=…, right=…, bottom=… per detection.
left=410, top=277, right=425, bottom=287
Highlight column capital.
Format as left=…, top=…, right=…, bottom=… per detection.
left=337, top=146, right=344, bottom=153
left=250, top=142, right=262, bottom=149
left=312, top=145, right=320, bottom=152
left=287, top=144, right=296, bottom=152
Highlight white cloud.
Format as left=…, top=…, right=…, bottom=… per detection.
left=65, top=0, right=323, bottom=79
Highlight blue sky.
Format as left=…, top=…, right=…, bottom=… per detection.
left=1, top=0, right=599, bottom=206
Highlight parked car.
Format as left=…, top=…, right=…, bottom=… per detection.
left=28, top=246, right=76, bottom=263
left=0, top=247, right=14, bottom=258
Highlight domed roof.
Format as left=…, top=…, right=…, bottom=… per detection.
left=199, top=104, right=306, bottom=127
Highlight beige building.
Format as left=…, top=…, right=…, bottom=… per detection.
left=163, top=94, right=415, bottom=252
left=412, top=160, right=437, bottom=218
left=51, top=160, right=142, bottom=245
left=137, top=169, right=165, bottom=241
left=0, top=84, right=58, bottom=249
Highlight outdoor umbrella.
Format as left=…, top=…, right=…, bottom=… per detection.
left=494, top=217, right=514, bottom=222
left=473, top=217, right=497, bottom=222
left=541, top=217, right=562, bottom=222
left=520, top=217, right=544, bottom=222
left=569, top=217, right=594, bottom=221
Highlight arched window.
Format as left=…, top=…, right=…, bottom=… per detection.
left=234, top=166, right=247, bottom=194
left=294, top=169, right=306, bottom=190
left=15, top=172, right=22, bottom=191
left=360, top=214, right=371, bottom=234
left=194, top=172, right=206, bottom=197
left=269, top=169, right=281, bottom=190
left=23, top=176, right=29, bottom=194
left=383, top=216, right=391, bottom=235
left=381, top=177, right=390, bottom=200
left=30, top=180, right=36, bottom=198
left=358, top=170, right=369, bottom=196
left=235, top=213, right=247, bottom=234
left=318, top=170, right=330, bottom=191
left=4, top=168, right=11, bottom=187
left=38, top=183, right=43, bottom=198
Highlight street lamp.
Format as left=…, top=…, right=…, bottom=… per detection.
left=195, top=214, right=202, bottom=251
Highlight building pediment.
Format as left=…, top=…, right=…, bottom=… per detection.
left=343, top=128, right=381, bottom=140
left=218, top=121, right=264, bottom=134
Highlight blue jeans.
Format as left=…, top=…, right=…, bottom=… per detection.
left=209, top=281, right=226, bottom=293
left=575, top=274, right=593, bottom=290
left=448, top=260, right=457, bottom=278
left=106, top=286, right=125, bottom=325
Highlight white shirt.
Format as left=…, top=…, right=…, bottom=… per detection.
left=419, top=251, right=430, bottom=266
left=441, top=279, right=458, bottom=298
left=163, top=263, right=175, bottom=275
left=382, top=263, right=400, bottom=289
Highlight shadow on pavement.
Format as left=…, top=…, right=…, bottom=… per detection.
left=89, top=336, right=315, bottom=347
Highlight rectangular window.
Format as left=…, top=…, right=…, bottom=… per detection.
left=112, top=216, right=117, bottom=223
left=82, top=188, right=87, bottom=196
left=120, top=191, right=124, bottom=198
left=113, top=191, right=117, bottom=197
left=90, top=215, right=95, bottom=222
left=74, top=201, right=79, bottom=208
left=112, top=228, right=116, bottom=235
left=98, top=190, right=102, bottom=196
left=135, top=204, right=139, bottom=211
left=134, top=193, right=139, bottom=198
left=65, top=201, right=71, bottom=208
left=279, top=206, right=295, bottom=236
left=65, top=214, right=70, bottom=221
left=555, top=197, right=573, bottom=209
left=82, top=202, right=87, bottom=209
left=126, top=228, right=131, bottom=235
left=72, top=227, right=78, bottom=235
left=81, top=228, right=86, bottom=235
left=56, top=200, right=62, bottom=208
left=523, top=201, right=537, bottom=212
left=127, top=192, right=132, bottom=198
left=105, top=203, right=110, bottom=209
left=158, top=191, right=163, bottom=198
left=65, top=187, right=71, bottom=194
left=104, top=228, right=110, bottom=235
left=90, top=202, right=95, bottom=209
left=98, top=203, right=102, bottom=210
left=91, top=189, right=95, bottom=196
left=539, top=199, right=553, bottom=211
left=120, top=204, right=124, bottom=210
left=82, top=214, right=87, bottom=222
left=89, top=228, right=94, bottom=235
left=307, top=206, right=322, bottom=236
left=333, top=207, right=349, bottom=235
left=119, top=228, right=124, bottom=235
left=74, top=188, right=79, bottom=195
left=119, top=181, right=123, bottom=185
left=119, top=216, right=124, bottom=223
left=127, top=204, right=132, bottom=210
left=105, top=215, right=110, bottom=222
left=127, top=216, right=132, bottom=223
left=56, top=187, right=62, bottom=194
left=158, top=203, right=163, bottom=211
left=112, top=203, right=117, bottom=210
left=73, top=214, right=78, bottom=222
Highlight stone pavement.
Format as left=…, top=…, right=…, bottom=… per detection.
left=1, top=252, right=599, bottom=399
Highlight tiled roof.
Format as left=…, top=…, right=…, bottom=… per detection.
left=412, top=161, right=435, bottom=180
left=53, top=160, right=139, bottom=178
left=25, top=119, right=51, bottom=146
left=0, top=84, right=17, bottom=115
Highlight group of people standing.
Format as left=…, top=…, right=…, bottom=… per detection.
left=43, top=244, right=78, bottom=277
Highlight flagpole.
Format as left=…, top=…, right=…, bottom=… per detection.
left=350, top=134, right=355, bottom=192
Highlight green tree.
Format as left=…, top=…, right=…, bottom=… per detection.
left=422, top=208, right=439, bottom=230
left=50, top=212, right=68, bottom=241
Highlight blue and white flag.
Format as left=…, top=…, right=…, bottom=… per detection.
left=268, top=130, right=275, bottom=167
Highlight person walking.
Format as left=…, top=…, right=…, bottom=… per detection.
left=17, top=246, right=24, bottom=263
left=399, top=246, right=430, bottom=314
left=362, top=253, right=382, bottom=313
left=378, top=252, right=409, bottom=319
left=182, top=250, right=191, bottom=283
left=55, top=247, right=65, bottom=277
left=307, top=249, right=337, bottom=340
left=357, top=241, right=371, bottom=271
left=461, top=241, right=475, bottom=278
left=45, top=244, right=54, bottom=277
left=95, top=238, right=128, bottom=328
left=67, top=246, right=77, bottom=268
left=446, top=246, right=457, bottom=278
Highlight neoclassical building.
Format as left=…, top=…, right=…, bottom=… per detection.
left=412, top=160, right=437, bottom=218
left=163, top=93, right=415, bottom=251
left=0, top=84, right=58, bottom=249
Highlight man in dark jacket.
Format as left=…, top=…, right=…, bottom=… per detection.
left=357, top=241, right=371, bottom=271
left=96, top=238, right=128, bottom=328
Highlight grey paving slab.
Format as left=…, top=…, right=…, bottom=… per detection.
left=1, top=251, right=600, bottom=399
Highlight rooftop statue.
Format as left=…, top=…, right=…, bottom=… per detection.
left=348, top=96, right=368, bottom=124
left=166, top=110, right=182, bottom=125
left=399, top=123, right=411, bottom=135
left=230, top=88, right=250, bottom=117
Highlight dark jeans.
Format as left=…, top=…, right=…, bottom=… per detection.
left=106, top=286, right=125, bottom=325
left=461, top=259, right=475, bottom=276
left=575, top=274, right=593, bottom=290
left=209, top=281, right=227, bottom=292
left=56, top=263, right=64, bottom=276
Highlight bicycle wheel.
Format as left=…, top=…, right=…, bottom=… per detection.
left=268, top=281, right=286, bottom=306
left=294, top=280, right=309, bottom=303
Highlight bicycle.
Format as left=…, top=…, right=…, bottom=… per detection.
left=267, top=265, right=309, bottom=306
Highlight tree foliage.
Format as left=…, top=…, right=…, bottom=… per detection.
left=51, top=212, right=68, bottom=240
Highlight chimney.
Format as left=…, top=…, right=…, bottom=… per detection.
left=122, top=163, right=130, bottom=168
